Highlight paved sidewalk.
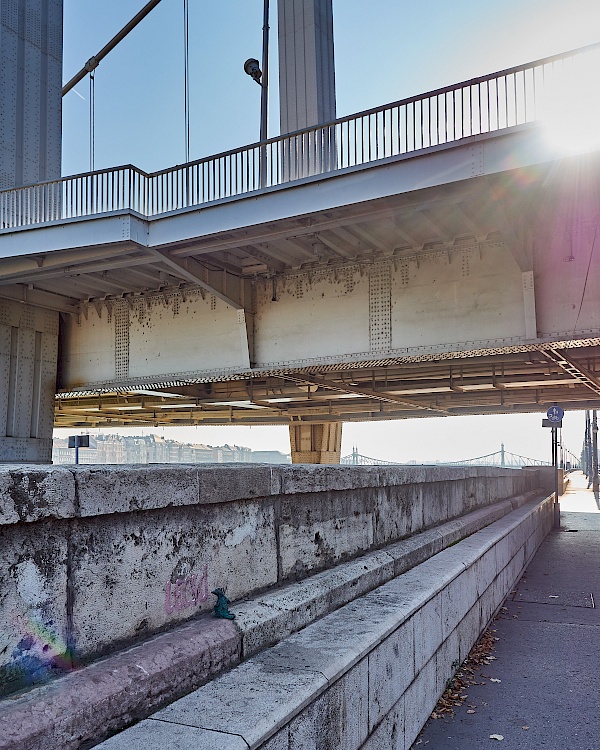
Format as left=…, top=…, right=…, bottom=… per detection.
left=415, top=472, right=600, bottom=750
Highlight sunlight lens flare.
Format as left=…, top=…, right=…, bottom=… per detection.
left=541, top=47, right=600, bottom=155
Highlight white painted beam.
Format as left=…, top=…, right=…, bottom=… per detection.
left=0, top=284, right=78, bottom=314
left=146, top=249, right=244, bottom=310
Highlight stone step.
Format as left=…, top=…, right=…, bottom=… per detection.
left=0, top=490, right=542, bottom=750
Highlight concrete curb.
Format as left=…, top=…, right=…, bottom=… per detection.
left=0, top=490, right=541, bottom=750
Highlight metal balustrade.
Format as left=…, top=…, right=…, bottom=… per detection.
left=1, top=42, right=598, bottom=231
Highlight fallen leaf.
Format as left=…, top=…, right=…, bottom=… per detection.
left=522, top=726, right=529, bottom=730
left=426, top=629, right=498, bottom=720
left=467, top=709, right=476, bottom=714
left=490, top=678, right=501, bottom=683
left=490, top=734, right=504, bottom=741
left=549, top=595, right=559, bottom=599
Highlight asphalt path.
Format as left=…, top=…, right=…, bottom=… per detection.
left=415, top=472, right=600, bottom=750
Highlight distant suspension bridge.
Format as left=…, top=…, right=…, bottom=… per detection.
left=341, top=443, right=579, bottom=469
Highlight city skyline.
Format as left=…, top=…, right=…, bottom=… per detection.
left=54, top=410, right=586, bottom=466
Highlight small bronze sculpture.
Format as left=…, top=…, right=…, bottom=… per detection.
left=212, top=588, right=235, bottom=619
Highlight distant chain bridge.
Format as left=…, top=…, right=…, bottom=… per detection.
left=341, top=444, right=556, bottom=468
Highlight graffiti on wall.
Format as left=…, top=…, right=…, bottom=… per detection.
left=164, top=564, right=208, bottom=614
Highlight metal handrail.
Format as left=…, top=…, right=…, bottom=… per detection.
left=2, top=42, right=598, bottom=230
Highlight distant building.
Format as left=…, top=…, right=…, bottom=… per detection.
left=251, top=451, right=291, bottom=464
left=52, top=435, right=270, bottom=465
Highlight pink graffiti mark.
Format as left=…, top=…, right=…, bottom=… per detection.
left=164, top=564, right=208, bottom=615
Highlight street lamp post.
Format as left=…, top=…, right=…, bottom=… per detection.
left=244, top=0, right=269, bottom=187
left=260, top=0, right=269, bottom=147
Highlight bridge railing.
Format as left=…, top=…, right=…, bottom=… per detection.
left=0, top=165, right=149, bottom=228
left=1, top=42, right=598, bottom=230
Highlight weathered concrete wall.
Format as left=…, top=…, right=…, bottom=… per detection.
left=95, top=493, right=554, bottom=750
left=524, top=465, right=564, bottom=495
left=0, top=463, right=539, bottom=696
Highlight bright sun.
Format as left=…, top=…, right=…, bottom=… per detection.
left=541, top=46, right=600, bottom=154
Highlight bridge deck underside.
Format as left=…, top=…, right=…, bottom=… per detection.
left=1, top=127, right=598, bottom=428
left=54, top=345, right=600, bottom=428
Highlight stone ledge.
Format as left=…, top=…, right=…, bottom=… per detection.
left=0, top=465, right=75, bottom=524
left=234, top=489, right=541, bottom=658
left=0, top=463, right=537, bottom=524
left=0, top=489, right=541, bottom=750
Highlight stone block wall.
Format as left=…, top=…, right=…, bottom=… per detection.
left=0, top=463, right=539, bottom=696
left=94, top=493, right=554, bottom=750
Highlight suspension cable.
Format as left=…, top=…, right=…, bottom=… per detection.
left=62, top=0, right=164, bottom=97
left=183, top=0, right=190, bottom=163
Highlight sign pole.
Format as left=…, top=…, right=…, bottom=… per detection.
left=552, top=425, right=560, bottom=528
left=593, top=410, right=599, bottom=498
left=544, top=405, right=563, bottom=529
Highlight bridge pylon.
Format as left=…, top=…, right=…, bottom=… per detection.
left=0, top=0, right=63, bottom=462
left=289, top=422, right=342, bottom=464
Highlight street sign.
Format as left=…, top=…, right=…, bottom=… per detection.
left=68, top=435, right=89, bottom=448
left=546, top=405, right=564, bottom=423
left=542, top=419, right=562, bottom=428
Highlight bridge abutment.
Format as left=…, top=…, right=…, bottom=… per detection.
left=0, top=299, right=58, bottom=462
left=0, top=0, right=62, bottom=462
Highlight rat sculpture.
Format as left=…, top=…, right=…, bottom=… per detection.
left=212, top=588, right=235, bottom=619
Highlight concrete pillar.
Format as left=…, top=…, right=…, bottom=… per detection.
left=0, top=0, right=63, bottom=189
left=277, top=0, right=336, bottom=134
left=289, top=422, right=342, bottom=464
left=0, top=299, right=59, bottom=462
left=0, top=1, right=63, bottom=462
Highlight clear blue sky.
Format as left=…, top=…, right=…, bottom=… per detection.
left=57, top=0, right=598, bottom=462
left=62, top=0, right=600, bottom=175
